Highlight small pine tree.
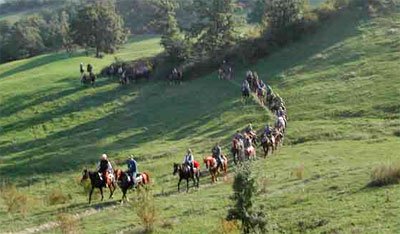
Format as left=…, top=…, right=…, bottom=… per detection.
left=227, top=163, right=267, bottom=234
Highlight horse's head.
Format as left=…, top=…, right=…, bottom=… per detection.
left=81, top=169, right=89, bottom=183
left=173, top=163, right=180, bottom=175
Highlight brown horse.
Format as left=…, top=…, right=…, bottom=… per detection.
left=273, top=129, right=284, bottom=149
left=81, top=169, right=116, bottom=204
left=260, top=134, right=275, bottom=158
left=203, top=155, right=228, bottom=183
left=114, top=169, right=150, bottom=202
left=257, top=88, right=265, bottom=106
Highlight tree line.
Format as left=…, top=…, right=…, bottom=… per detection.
left=0, top=0, right=372, bottom=65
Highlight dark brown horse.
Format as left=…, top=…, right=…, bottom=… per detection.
left=173, top=163, right=200, bottom=192
left=114, top=169, right=151, bottom=202
left=81, top=73, right=96, bottom=86
left=81, top=169, right=116, bottom=204
left=260, top=134, right=275, bottom=158
left=168, top=68, right=183, bottom=85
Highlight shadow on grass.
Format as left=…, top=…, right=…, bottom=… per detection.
left=0, top=79, right=248, bottom=179
left=0, top=52, right=85, bottom=80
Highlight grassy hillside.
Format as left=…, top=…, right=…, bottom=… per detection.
left=1, top=5, right=400, bottom=234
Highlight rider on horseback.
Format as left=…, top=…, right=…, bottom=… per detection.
left=263, top=124, right=272, bottom=142
left=127, top=155, right=138, bottom=185
left=183, top=149, right=194, bottom=175
left=234, top=130, right=243, bottom=140
left=212, top=143, right=223, bottom=169
left=242, top=79, right=250, bottom=93
left=87, top=63, right=93, bottom=75
left=80, top=62, right=84, bottom=77
left=97, top=154, right=113, bottom=186
left=245, top=123, right=256, bottom=138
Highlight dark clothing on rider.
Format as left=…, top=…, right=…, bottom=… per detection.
left=80, top=64, right=84, bottom=73
left=212, top=146, right=223, bottom=166
left=234, top=132, right=243, bottom=140
left=244, top=138, right=252, bottom=148
left=87, top=64, right=93, bottom=74
left=98, top=159, right=109, bottom=173
left=127, top=158, right=138, bottom=185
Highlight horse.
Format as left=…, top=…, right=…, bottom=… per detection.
left=257, top=88, right=266, bottom=106
left=260, top=134, right=275, bottom=158
left=173, top=162, right=200, bottom=192
left=203, top=155, right=228, bottom=183
left=81, top=169, right=116, bottom=204
left=218, top=67, right=233, bottom=80
left=242, top=88, right=250, bottom=100
left=81, top=72, right=96, bottom=86
left=275, top=116, right=286, bottom=133
left=273, top=129, right=284, bottom=149
left=244, top=132, right=258, bottom=147
left=114, top=169, right=150, bottom=202
left=244, top=145, right=257, bottom=160
left=168, top=68, right=183, bottom=85
left=232, top=138, right=245, bottom=165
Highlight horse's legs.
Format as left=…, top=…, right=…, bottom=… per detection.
left=108, top=183, right=114, bottom=199
left=88, top=186, right=94, bottom=204
left=186, top=179, right=189, bottom=193
left=99, top=187, right=104, bottom=201
left=177, top=178, right=182, bottom=192
left=122, top=188, right=127, bottom=201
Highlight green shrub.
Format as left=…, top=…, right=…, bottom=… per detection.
left=47, top=189, right=70, bottom=205
left=57, top=213, right=81, bottom=234
left=292, top=164, right=305, bottom=180
left=133, top=186, right=157, bottom=233
left=0, top=184, right=31, bottom=216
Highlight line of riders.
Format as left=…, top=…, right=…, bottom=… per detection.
left=81, top=64, right=287, bottom=201
left=104, top=63, right=182, bottom=85
left=104, top=63, right=152, bottom=85
left=80, top=63, right=96, bottom=86
left=238, top=70, right=288, bottom=158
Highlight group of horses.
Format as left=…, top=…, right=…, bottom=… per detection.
left=80, top=65, right=288, bottom=203
left=239, top=72, right=288, bottom=159
left=105, top=63, right=152, bottom=85
left=173, top=154, right=229, bottom=193
left=81, top=168, right=150, bottom=204
left=81, top=72, right=96, bottom=86
left=102, top=63, right=183, bottom=86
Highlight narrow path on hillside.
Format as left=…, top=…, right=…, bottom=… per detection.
left=13, top=76, right=286, bottom=234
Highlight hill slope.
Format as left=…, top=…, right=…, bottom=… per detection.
left=0, top=6, right=400, bottom=234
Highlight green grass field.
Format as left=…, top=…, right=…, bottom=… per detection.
left=1, top=5, right=400, bottom=234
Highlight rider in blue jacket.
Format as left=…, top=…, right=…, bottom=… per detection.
left=127, top=155, right=138, bottom=185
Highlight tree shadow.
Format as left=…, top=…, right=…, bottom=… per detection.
left=0, top=79, right=252, bottom=179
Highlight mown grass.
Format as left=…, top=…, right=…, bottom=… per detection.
left=1, top=4, right=400, bottom=234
